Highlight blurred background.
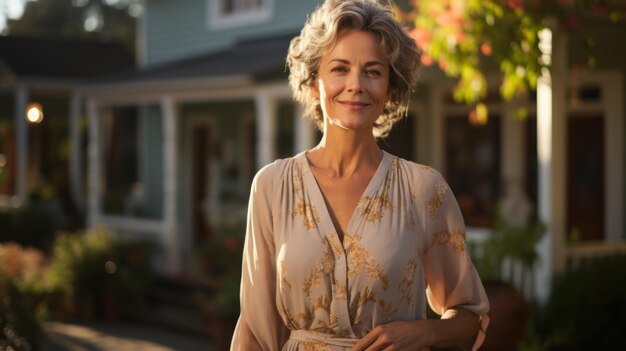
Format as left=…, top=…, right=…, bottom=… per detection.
left=1, top=0, right=625, bottom=350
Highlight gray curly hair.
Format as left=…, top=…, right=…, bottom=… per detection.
left=286, top=0, right=421, bottom=138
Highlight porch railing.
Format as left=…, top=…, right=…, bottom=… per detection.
left=565, top=241, right=626, bottom=271
left=498, top=240, right=626, bottom=301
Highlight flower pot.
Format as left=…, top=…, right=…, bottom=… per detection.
left=480, top=280, right=529, bottom=351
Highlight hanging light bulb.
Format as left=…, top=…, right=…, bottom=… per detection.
left=26, top=102, right=44, bottom=124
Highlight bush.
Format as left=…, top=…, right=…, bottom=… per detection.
left=191, top=225, right=244, bottom=324
left=530, top=254, right=626, bottom=350
left=45, top=227, right=158, bottom=320
left=0, top=243, right=49, bottom=351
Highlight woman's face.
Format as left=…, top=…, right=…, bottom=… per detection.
left=312, top=29, right=390, bottom=133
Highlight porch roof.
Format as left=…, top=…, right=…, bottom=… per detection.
left=91, top=33, right=296, bottom=86
left=0, top=36, right=135, bottom=81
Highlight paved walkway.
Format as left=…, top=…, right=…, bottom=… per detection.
left=42, top=321, right=215, bottom=351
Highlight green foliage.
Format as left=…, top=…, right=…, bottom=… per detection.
left=0, top=277, right=37, bottom=351
left=192, top=224, right=245, bottom=321
left=397, top=0, right=624, bottom=118
left=527, top=255, right=626, bottom=350
left=471, top=213, right=545, bottom=281
left=0, top=243, right=49, bottom=351
left=45, top=227, right=158, bottom=320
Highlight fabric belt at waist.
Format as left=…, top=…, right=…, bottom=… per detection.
left=288, top=330, right=358, bottom=348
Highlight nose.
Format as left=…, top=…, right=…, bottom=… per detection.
left=346, top=71, right=364, bottom=93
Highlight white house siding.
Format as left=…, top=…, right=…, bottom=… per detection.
left=144, top=0, right=322, bottom=67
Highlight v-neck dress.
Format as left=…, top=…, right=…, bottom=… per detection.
left=231, top=151, right=489, bottom=351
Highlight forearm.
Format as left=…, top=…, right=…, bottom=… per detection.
left=426, top=307, right=481, bottom=349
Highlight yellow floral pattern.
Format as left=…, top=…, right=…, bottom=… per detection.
left=279, top=261, right=292, bottom=292
left=356, top=157, right=398, bottom=223
left=349, top=287, right=377, bottom=334
left=344, top=233, right=390, bottom=290
left=302, top=341, right=332, bottom=351
left=427, top=179, right=449, bottom=219
left=430, top=229, right=466, bottom=252
left=292, top=162, right=320, bottom=229
left=302, top=236, right=336, bottom=297
left=232, top=153, right=490, bottom=351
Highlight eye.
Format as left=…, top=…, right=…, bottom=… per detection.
left=366, top=69, right=382, bottom=77
left=330, top=66, right=348, bottom=74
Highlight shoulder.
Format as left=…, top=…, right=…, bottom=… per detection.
left=392, top=155, right=447, bottom=194
left=251, top=154, right=301, bottom=188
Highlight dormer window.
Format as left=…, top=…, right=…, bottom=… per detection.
left=209, top=0, right=273, bottom=30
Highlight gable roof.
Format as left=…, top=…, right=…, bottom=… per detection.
left=0, top=35, right=135, bottom=80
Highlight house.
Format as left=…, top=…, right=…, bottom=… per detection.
left=0, top=35, right=134, bottom=229
left=74, top=0, right=625, bottom=302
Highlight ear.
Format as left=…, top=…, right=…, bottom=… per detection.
left=310, top=78, right=320, bottom=99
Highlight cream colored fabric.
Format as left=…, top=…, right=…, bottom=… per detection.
left=231, top=151, right=489, bottom=351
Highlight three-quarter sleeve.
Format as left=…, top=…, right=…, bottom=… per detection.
left=421, top=172, right=490, bottom=351
left=231, top=164, right=289, bottom=351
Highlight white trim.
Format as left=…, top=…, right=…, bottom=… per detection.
left=162, top=95, right=180, bottom=274
left=294, top=104, right=314, bottom=153
left=80, top=76, right=252, bottom=103
left=535, top=26, right=569, bottom=302
left=98, top=215, right=164, bottom=234
left=207, top=0, right=273, bottom=30
left=255, top=91, right=279, bottom=169
left=81, top=79, right=292, bottom=108
left=87, top=98, right=102, bottom=228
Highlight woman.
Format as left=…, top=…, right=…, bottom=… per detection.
left=231, top=1, right=489, bottom=350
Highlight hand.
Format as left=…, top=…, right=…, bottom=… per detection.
left=351, top=320, right=433, bottom=351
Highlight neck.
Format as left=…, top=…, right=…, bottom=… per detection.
left=308, top=125, right=382, bottom=177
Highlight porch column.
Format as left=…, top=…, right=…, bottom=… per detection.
left=87, top=98, right=101, bottom=228
left=535, top=26, right=567, bottom=303
left=294, top=104, right=315, bottom=153
left=15, top=85, right=28, bottom=203
left=69, top=91, right=83, bottom=211
left=255, top=92, right=277, bottom=169
left=162, top=96, right=180, bottom=274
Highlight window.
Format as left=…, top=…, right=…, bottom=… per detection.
left=100, top=105, right=163, bottom=219
left=208, top=0, right=272, bottom=30
left=445, top=115, right=501, bottom=228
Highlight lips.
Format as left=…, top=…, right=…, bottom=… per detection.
left=339, top=101, right=370, bottom=110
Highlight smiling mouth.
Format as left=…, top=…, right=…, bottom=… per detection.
left=339, top=101, right=370, bottom=109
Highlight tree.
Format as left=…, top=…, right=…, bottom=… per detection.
left=6, top=0, right=143, bottom=55
left=395, top=0, right=625, bottom=123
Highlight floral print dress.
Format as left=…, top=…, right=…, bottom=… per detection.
left=230, top=151, right=489, bottom=351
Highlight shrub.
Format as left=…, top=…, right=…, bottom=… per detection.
left=530, top=254, right=626, bottom=350
left=191, top=225, right=244, bottom=324
left=45, top=227, right=157, bottom=320
left=0, top=243, right=49, bottom=351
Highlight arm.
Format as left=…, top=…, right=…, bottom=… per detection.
left=421, top=172, right=489, bottom=350
left=352, top=307, right=479, bottom=351
left=230, top=164, right=289, bottom=351
left=352, top=171, right=489, bottom=351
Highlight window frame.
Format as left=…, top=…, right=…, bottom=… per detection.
left=207, top=0, right=273, bottom=30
